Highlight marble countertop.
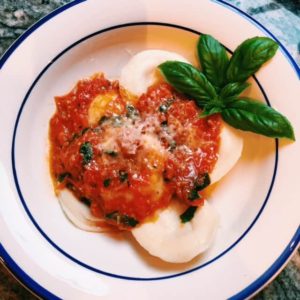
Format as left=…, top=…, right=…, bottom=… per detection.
left=0, top=0, right=299, bottom=299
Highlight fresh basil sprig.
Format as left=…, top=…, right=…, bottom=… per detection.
left=158, top=35, right=295, bottom=140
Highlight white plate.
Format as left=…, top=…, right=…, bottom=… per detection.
left=0, top=0, right=299, bottom=299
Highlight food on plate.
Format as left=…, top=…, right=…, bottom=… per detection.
left=49, top=34, right=294, bottom=263
left=119, top=50, right=189, bottom=96
left=132, top=200, right=219, bottom=263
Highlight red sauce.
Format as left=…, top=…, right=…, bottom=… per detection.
left=49, top=74, right=222, bottom=230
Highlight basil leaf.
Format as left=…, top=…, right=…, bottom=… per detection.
left=180, top=206, right=198, bottom=223
left=221, top=98, right=295, bottom=140
left=159, top=61, right=217, bottom=106
left=226, top=37, right=279, bottom=83
left=197, top=34, right=229, bottom=89
left=219, top=82, right=251, bottom=101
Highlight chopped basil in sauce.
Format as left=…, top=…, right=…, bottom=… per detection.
left=103, top=178, right=111, bottom=187
left=126, top=105, right=139, bottom=119
left=81, top=128, right=89, bottom=135
left=188, top=173, right=211, bottom=200
left=195, top=173, right=211, bottom=191
left=106, top=211, right=139, bottom=227
left=66, top=182, right=74, bottom=191
left=99, top=115, right=110, bottom=125
left=163, top=170, right=171, bottom=182
left=119, top=170, right=128, bottom=183
left=160, top=120, right=168, bottom=127
left=168, top=141, right=177, bottom=152
left=188, top=189, right=201, bottom=201
left=80, top=196, right=91, bottom=206
left=112, top=115, right=123, bottom=127
left=180, top=206, right=198, bottom=223
left=105, top=150, right=118, bottom=157
left=80, top=142, right=93, bottom=165
left=70, top=127, right=90, bottom=142
left=159, top=99, right=173, bottom=113
left=57, top=172, right=71, bottom=182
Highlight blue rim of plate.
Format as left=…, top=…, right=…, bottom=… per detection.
left=0, top=0, right=299, bottom=299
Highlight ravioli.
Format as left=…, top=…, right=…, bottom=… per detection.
left=49, top=50, right=243, bottom=263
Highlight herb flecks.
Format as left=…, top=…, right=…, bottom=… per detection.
left=188, top=189, right=201, bottom=201
left=104, top=150, right=118, bottom=157
left=66, top=182, right=75, bottom=191
left=159, top=99, right=173, bottom=113
left=187, top=173, right=210, bottom=201
left=161, top=120, right=168, bottom=127
left=57, top=172, right=71, bottom=182
left=80, top=196, right=91, bottom=206
left=180, top=206, right=198, bottom=223
left=106, top=211, right=139, bottom=227
left=119, top=170, right=128, bottom=183
left=168, top=141, right=176, bottom=152
left=103, top=178, right=111, bottom=188
left=99, top=115, right=110, bottom=125
left=195, top=173, right=211, bottom=191
left=126, top=105, right=139, bottom=120
left=80, top=142, right=93, bottom=165
left=112, top=116, right=123, bottom=127
left=163, top=170, right=171, bottom=182
left=70, top=127, right=90, bottom=142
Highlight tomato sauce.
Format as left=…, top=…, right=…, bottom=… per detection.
left=49, top=74, right=222, bottom=230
